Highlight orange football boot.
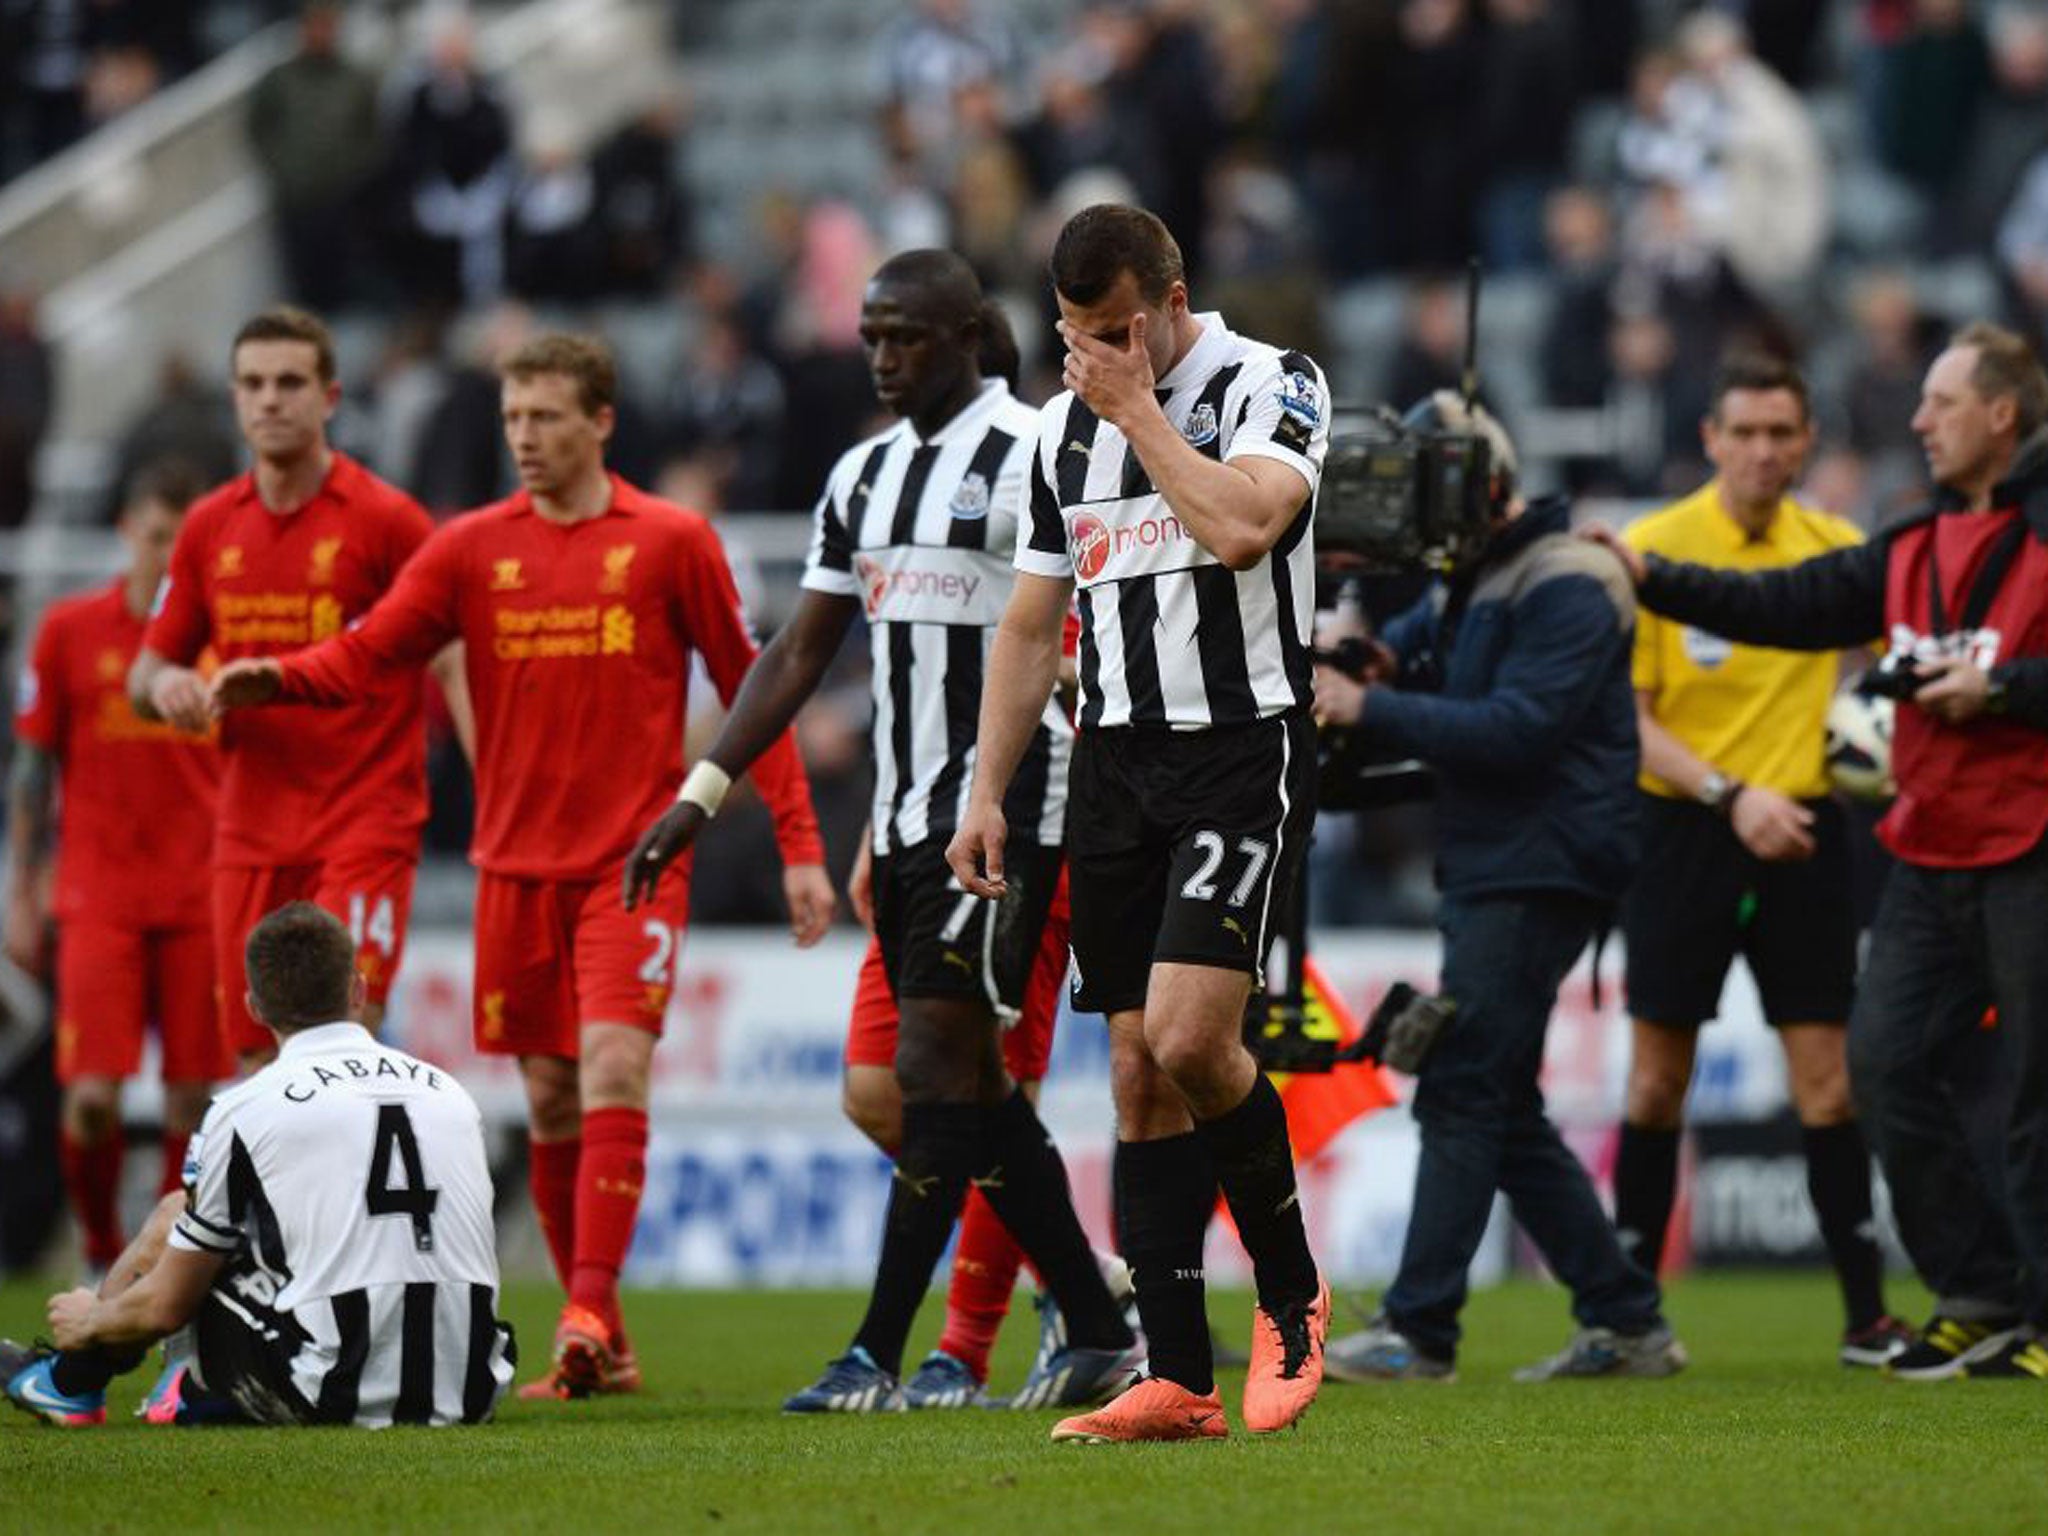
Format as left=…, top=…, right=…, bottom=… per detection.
left=1243, top=1273, right=1330, bottom=1433
left=1050, top=1377, right=1228, bottom=1444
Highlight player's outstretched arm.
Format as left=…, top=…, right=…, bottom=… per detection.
left=48, top=1244, right=225, bottom=1351
left=1577, top=522, right=1646, bottom=586
left=946, top=571, right=1071, bottom=900
left=209, top=656, right=285, bottom=713
left=624, top=589, right=859, bottom=910
left=128, top=648, right=211, bottom=732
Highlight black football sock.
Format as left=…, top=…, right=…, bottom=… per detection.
left=850, top=1100, right=985, bottom=1377
left=1614, top=1122, right=1681, bottom=1276
left=49, top=1343, right=147, bottom=1397
left=1116, top=1133, right=1218, bottom=1395
left=1195, top=1074, right=1318, bottom=1312
left=1803, top=1119, right=1888, bottom=1331
left=971, top=1089, right=1133, bottom=1351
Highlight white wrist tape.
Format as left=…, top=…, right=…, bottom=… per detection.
left=677, top=761, right=732, bottom=818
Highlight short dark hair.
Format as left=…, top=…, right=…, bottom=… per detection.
left=1709, top=354, right=1810, bottom=422
left=501, top=333, right=617, bottom=416
left=1050, top=203, right=1184, bottom=307
left=871, top=247, right=982, bottom=323
left=245, top=902, right=357, bottom=1033
left=122, top=457, right=209, bottom=516
left=1952, top=320, right=2048, bottom=439
left=232, top=305, right=337, bottom=383
left=976, top=298, right=1020, bottom=391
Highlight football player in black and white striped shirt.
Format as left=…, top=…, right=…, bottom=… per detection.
left=627, top=249, right=1137, bottom=1415
left=950, top=204, right=1332, bottom=1443
left=3, top=904, right=514, bottom=1428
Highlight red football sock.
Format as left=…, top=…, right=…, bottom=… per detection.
left=569, top=1108, right=647, bottom=1343
left=59, top=1128, right=126, bottom=1272
left=936, top=1188, right=1027, bottom=1382
left=159, top=1130, right=191, bottom=1197
left=528, top=1135, right=582, bottom=1292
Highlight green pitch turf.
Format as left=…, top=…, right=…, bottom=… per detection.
left=4, top=1272, right=2044, bottom=1535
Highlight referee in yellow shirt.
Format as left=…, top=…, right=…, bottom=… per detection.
left=1616, top=357, right=1909, bottom=1366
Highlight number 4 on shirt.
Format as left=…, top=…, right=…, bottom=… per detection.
left=366, top=1103, right=439, bottom=1252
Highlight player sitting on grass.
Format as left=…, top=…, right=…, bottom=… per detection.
left=2, top=903, right=515, bottom=1428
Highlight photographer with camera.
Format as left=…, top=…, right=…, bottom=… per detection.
left=1314, top=393, right=1684, bottom=1384
left=1586, top=322, right=2048, bottom=1382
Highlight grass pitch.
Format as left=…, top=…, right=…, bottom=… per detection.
left=4, top=1272, right=2044, bottom=1536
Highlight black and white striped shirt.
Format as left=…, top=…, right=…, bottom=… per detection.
left=804, top=379, right=1070, bottom=855
left=169, top=1022, right=515, bottom=1427
left=1016, top=314, right=1329, bottom=730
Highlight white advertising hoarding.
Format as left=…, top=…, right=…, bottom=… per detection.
left=359, top=927, right=1796, bottom=1288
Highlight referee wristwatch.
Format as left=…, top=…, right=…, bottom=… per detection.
left=1697, top=769, right=1743, bottom=816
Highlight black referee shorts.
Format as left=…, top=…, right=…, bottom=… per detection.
left=1066, top=709, right=1315, bottom=1016
left=1622, top=791, right=1857, bottom=1029
left=873, top=836, right=1062, bottom=1017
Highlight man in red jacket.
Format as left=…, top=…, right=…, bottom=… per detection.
left=211, top=333, right=836, bottom=1398
left=1590, top=321, right=2048, bottom=1383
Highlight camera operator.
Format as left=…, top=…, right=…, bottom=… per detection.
left=1315, top=393, right=1684, bottom=1384
left=1586, top=322, right=2048, bottom=1382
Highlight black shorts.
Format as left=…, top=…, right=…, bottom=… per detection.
left=1066, top=709, right=1315, bottom=1015
left=1622, top=791, right=1857, bottom=1029
left=873, top=836, right=1062, bottom=1016
left=192, top=1257, right=318, bottom=1426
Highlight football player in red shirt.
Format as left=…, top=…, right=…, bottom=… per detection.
left=8, top=462, right=224, bottom=1273
left=127, top=307, right=471, bottom=1071
left=210, top=333, right=836, bottom=1398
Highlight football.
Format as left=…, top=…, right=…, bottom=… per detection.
left=1825, top=687, right=1896, bottom=801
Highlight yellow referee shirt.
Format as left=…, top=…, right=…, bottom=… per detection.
left=1624, top=482, right=1863, bottom=799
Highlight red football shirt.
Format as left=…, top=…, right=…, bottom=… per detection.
left=15, top=581, right=219, bottom=927
left=145, top=453, right=433, bottom=867
left=274, top=476, right=825, bottom=880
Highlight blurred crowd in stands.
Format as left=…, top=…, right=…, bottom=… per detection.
left=7, top=0, right=2048, bottom=927
left=6, top=2, right=2048, bottom=526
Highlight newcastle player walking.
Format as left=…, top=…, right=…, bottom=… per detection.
left=628, top=248, right=1137, bottom=1414
left=949, top=204, right=1332, bottom=1443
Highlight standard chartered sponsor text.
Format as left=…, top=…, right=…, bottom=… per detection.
left=492, top=603, right=635, bottom=659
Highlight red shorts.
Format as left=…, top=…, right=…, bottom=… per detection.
left=846, top=867, right=1071, bottom=1080
left=472, top=863, right=693, bottom=1059
left=213, top=849, right=417, bottom=1058
left=55, top=920, right=223, bottom=1085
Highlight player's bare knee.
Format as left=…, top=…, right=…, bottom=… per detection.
left=1624, top=1068, right=1688, bottom=1130
left=894, top=1000, right=992, bottom=1104
left=579, top=1024, right=654, bottom=1109
left=521, top=1055, right=581, bottom=1139
left=1789, top=1064, right=1855, bottom=1127
left=842, top=1073, right=900, bottom=1149
left=893, top=1039, right=978, bottom=1104
left=64, top=1080, right=121, bottom=1142
left=1146, top=1017, right=1233, bottom=1100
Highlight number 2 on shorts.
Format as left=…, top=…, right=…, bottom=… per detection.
left=639, top=920, right=685, bottom=985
